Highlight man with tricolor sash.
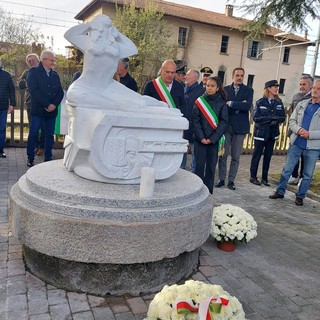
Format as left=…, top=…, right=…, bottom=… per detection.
left=143, top=59, right=186, bottom=114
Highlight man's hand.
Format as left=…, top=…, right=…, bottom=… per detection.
left=298, top=128, right=309, bottom=139
left=8, top=105, right=14, bottom=114
left=45, top=104, right=56, bottom=112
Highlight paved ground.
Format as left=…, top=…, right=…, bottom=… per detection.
left=1, top=148, right=320, bottom=320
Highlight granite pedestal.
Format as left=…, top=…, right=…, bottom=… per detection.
left=9, top=160, right=212, bottom=295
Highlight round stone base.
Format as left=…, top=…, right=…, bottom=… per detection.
left=23, top=245, right=200, bottom=296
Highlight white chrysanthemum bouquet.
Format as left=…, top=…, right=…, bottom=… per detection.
left=145, top=280, right=246, bottom=320
left=211, top=204, right=257, bottom=243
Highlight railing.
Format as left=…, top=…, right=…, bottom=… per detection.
left=7, top=89, right=291, bottom=154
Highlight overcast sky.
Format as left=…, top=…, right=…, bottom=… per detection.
left=1, top=0, right=318, bottom=74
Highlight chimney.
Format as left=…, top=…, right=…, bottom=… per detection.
left=225, top=4, right=234, bottom=17
left=304, top=29, right=308, bottom=40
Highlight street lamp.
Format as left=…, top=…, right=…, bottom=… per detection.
left=274, top=32, right=290, bottom=80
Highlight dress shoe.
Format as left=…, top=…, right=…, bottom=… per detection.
left=295, top=196, right=303, bottom=206
left=250, top=177, right=261, bottom=185
left=27, top=160, right=34, bottom=167
left=0, top=150, right=6, bottom=158
left=269, top=191, right=284, bottom=199
left=215, top=180, right=225, bottom=188
left=228, top=181, right=236, bottom=190
left=261, top=179, right=270, bottom=186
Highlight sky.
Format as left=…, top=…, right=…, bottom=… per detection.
left=1, top=0, right=319, bottom=75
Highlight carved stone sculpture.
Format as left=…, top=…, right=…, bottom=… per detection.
left=63, top=15, right=188, bottom=183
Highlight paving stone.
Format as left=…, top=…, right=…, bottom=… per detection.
left=48, top=289, right=68, bottom=306
left=72, top=310, right=95, bottom=320
left=7, top=277, right=27, bottom=296
left=6, top=293, right=28, bottom=311
left=126, top=297, right=148, bottom=314
left=29, top=314, right=51, bottom=320
left=67, top=292, right=91, bottom=313
left=106, top=297, right=130, bottom=313
left=49, top=303, right=72, bottom=320
left=6, top=309, right=29, bottom=320
left=26, top=272, right=46, bottom=288
left=87, top=294, right=107, bottom=308
left=28, top=286, right=47, bottom=301
left=92, top=306, right=116, bottom=320
left=28, top=298, right=49, bottom=316
left=115, top=312, right=135, bottom=320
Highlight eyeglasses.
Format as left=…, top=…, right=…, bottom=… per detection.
left=44, top=58, right=56, bottom=63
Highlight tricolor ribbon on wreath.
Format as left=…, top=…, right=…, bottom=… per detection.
left=174, top=296, right=229, bottom=319
left=152, top=76, right=176, bottom=108
left=195, top=96, right=225, bottom=157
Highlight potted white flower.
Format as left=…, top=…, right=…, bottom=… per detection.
left=144, top=280, right=246, bottom=320
left=210, top=204, right=257, bottom=252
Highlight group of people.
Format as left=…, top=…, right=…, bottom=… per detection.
left=143, top=59, right=319, bottom=206
left=0, top=52, right=319, bottom=205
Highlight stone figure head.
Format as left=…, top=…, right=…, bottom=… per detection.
left=64, top=14, right=137, bottom=59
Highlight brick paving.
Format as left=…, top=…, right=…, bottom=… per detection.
left=1, top=147, right=320, bottom=320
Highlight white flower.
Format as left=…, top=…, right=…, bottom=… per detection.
left=210, top=204, right=258, bottom=243
left=145, top=280, right=246, bottom=320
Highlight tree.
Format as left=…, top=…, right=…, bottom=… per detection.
left=237, top=0, right=320, bottom=39
left=0, top=7, right=44, bottom=75
left=113, top=0, right=178, bottom=91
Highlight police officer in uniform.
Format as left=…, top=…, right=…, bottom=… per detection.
left=199, top=67, right=213, bottom=88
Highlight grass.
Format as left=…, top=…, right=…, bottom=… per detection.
left=270, top=171, right=320, bottom=196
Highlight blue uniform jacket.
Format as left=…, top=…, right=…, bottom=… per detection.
left=143, top=79, right=186, bottom=115
left=253, top=97, right=286, bottom=141
left=27, top=62, right=64, bottom=118
left=224, top=83, right=254, bottom=134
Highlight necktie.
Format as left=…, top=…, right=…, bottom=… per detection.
left=234, top=85, right=239, bottom=96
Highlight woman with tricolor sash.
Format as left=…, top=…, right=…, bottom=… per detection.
left=192, top=76, right=228, bottom=194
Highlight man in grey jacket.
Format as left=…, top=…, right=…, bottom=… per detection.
left=269, top=79, right=320, bottom=206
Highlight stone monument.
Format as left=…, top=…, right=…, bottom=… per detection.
left=9, top=15, right=213, bottom=296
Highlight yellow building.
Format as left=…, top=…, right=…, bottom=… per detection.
left=75, top=0, right=311, bottom=106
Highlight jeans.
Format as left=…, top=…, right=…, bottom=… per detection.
left=0, top=109, right=7, bottom=151
left=27, top=115, right=56, bottom=161
left=277, top=144, right=320, bottom=199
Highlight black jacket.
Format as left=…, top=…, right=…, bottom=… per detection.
left=184, top=82, right=205, bottom=142
left=27, top=62, right=64, bottom=118
left=192, top=92, right=228, bottom=145
left=253, top=97, right=286, bottom=141
left=0, top=68, right=16, bottom=111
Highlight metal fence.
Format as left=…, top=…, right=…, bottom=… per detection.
left=7, top=89, right=291, bottom=154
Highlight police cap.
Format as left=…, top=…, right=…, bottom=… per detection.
left=200, top=67, right=213, bottom=76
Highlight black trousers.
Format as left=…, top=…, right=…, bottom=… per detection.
left=250, top=138, right=275, bottom=181
left=194, top=141, right=218, bottom=194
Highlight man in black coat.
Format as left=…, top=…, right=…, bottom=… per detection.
left=0, top=59, right=16, bottom=158
left=181, top=69, right=205, bottom=171
left=117, top=58, right=138, bottom=92
left=216, top=67, right=254, bottom=190
left=143, top=59, right=186, bottom=115
left=26, top=49, right=64, bottom=167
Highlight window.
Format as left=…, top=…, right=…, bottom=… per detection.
left=247, top=40, right=263, bottom=59
left=279, top=78, right=286, bottom=94
left=220, top=35, right=229, bottom=54
left=283, top=47, right=290, bottom=63
left=178, top=27, right=187, bottom=47
left=217, top=70, right=225, bottom=83
left=247, top=74, right=255, bottom=88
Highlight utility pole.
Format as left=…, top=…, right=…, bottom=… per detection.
left=310, top=21, right=320, bottom=78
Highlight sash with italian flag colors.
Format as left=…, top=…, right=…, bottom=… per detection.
left=195, top=95, right=225, bottom=156
left=195, top=96, right=219, bottom=129
left=152, top=76, right=176, bottom=108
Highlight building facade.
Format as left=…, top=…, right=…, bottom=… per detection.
left=75, top=0, right=311, bottom=106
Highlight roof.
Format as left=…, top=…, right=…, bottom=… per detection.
left=75, top=0, right=307, bottom=42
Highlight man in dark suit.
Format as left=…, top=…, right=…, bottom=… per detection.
left=26, top=49, right=64, bottom=167
left=117, top=57, right=138, bottom=92
left=216, top=67, right=254, bottom=190
left=181, top=69, right=205, bottom=171
left=143, top=59, right=186, bottom=115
